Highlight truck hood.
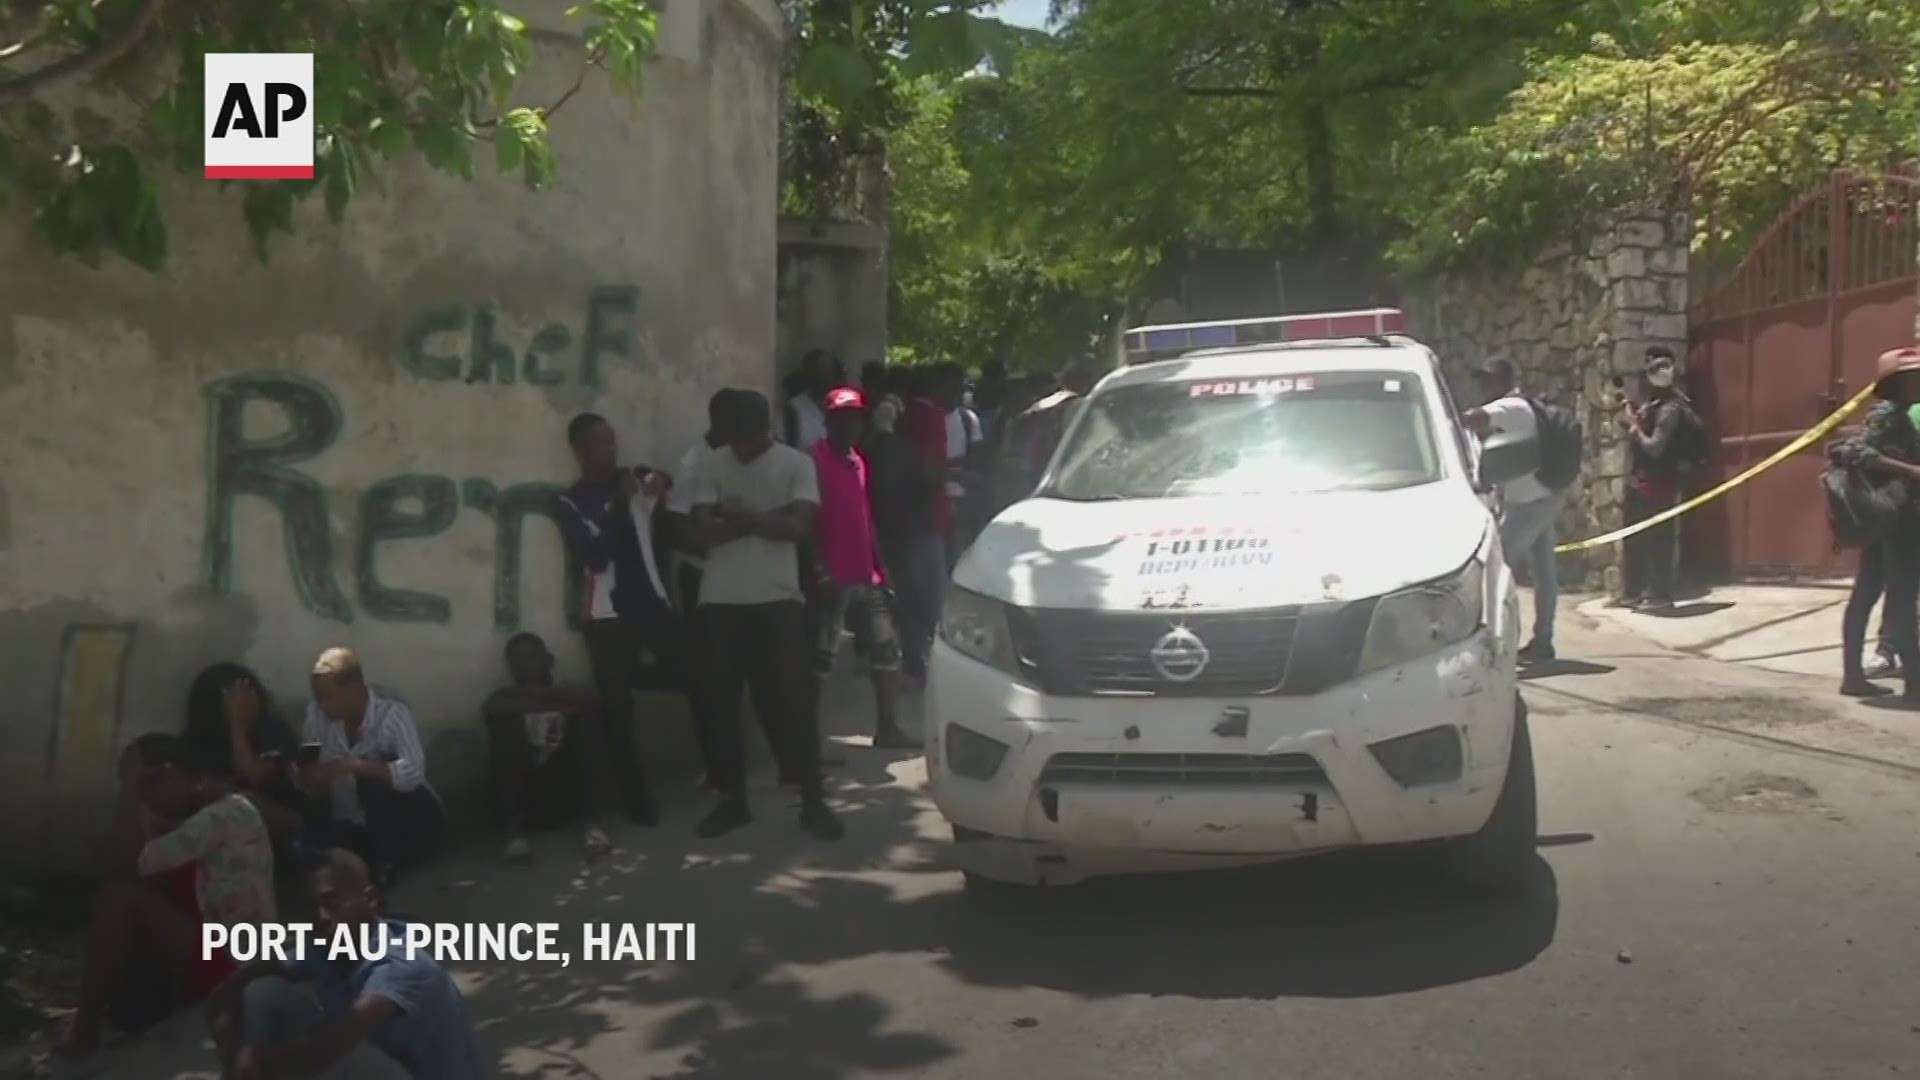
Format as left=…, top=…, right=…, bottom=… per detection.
left=953, top=484, right=1490, bottom=612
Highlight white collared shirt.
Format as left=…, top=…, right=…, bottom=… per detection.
left=302, top=691, right=435, bottom=825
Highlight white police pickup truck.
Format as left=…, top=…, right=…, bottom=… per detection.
left=925, top=310, right=1541, bottom=893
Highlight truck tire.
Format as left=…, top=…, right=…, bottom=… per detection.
left=1446, top=696, right=1537, bottom=896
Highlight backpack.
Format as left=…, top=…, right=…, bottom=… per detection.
left=1823, top=436, right=1905, bottom=548
left=1669, top=396, right=1712, bottom=471
left=1520, top=395, right=1584, bottom=492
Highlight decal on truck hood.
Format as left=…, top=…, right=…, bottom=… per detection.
left=956, top=487, right=1489, bottom=613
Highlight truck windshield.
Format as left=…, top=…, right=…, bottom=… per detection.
left=1043, top=370, right=1443, bottom=501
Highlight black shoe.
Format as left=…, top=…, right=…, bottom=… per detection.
left=1636, top=597, right=1676, bottom=613
left=1841, top=676, right=1893, bottom=698
left=798, top=799, right=845, bottom=842
left=1518, top=640, right=1555, bottom=664
left=872, top=726, right=919, bottom=750
left=695, top=799, right=752, bottom=839
left=625, top=797, right=660, bottom=827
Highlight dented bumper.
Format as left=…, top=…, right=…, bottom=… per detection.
left=926, top=629, right=1516, bottom=884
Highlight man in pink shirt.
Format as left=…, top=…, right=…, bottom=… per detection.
left=812, top=387, right=913, bottom=748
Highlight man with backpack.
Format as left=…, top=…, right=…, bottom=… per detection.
left=1614, top=346, right=1710, bottom=613
left=1468, top=357, right=1580, bottom=663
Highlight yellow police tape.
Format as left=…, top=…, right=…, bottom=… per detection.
left=1552, top=381, right=1881, bottom=554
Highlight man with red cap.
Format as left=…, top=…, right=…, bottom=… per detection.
left=811, top=387, right=914, bottom=748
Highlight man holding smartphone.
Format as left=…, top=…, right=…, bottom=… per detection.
left=557, top=411, right=687, bottom=827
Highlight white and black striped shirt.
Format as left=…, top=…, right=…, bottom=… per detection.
left=302, top=692, right=433, bottom=825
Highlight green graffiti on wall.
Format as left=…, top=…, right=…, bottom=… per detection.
left=400, top=286, right=639, bottom=390
left=202, top=374, right=586, bottom=629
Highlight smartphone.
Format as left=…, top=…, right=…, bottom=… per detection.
left=296, top=743, right=323, bottom=765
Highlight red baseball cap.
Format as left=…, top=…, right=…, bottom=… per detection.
left=824, top=386, right=867, bottom=411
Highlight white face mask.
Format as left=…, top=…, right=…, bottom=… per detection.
left=1647, top=368, right=1675, bottom=389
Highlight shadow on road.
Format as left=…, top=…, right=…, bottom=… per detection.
left=438, top=738, right=1561, bottom=1080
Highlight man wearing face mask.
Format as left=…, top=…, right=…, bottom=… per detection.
left=1615, top=347, right=1692, bottom=612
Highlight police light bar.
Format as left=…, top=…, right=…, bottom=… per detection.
left=1122, top=308, right=1407, bottom=363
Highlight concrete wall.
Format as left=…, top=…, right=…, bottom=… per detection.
left=0, top=0, right=784, bottom=871
left=776, top=219, right=888, bottom=374
left=1405, top=214, right=1691, bottom=589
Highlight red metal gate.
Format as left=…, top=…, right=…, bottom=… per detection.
left=1685, top=170, right=1920, bottom=581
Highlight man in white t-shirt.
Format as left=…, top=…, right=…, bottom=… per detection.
left=1467, top=357, right=1562, bottom=663
left=689, top=389, right=845, bottom=843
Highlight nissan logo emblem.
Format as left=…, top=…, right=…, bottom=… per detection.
left=1149, top=625, right=1211, bottom=682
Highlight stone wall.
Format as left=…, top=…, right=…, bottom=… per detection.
left=1404, top=214, right=1690, bottom=589
left=0, top=0, right=784, bottom=872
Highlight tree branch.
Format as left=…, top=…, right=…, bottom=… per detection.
left=0, top=0, right=167, bottom=106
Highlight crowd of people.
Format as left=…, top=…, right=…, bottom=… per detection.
left=45, top=353, right=1099, bottom=1077
left=1465, top=346, right=1706, bottom=666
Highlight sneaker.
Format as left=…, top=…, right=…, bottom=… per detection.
left=1635, top=597, right=1676, bottom=614
left=872, top=726, right=919, bottom=750
left=1841, top=676, right=1892, bottom=698
left=500, top=837, right=533, bottom=864
left=1864, top=652, right=1898, bottom=679
left=1518, top=640, right=1555, bottom=664
left=695, top=799, right=752, bottom=839
left=798, top=799, right=845, bottom=842
left=582, top=826, right=611, bottom=859
left=1605, top=594, right=1642, bottom=609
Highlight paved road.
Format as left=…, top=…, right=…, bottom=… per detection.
left=81, top=597, right=1920, bottom=1079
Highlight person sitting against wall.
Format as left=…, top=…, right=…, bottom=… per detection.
left=298, top=647, right=445, bottom=888
left=206, top=849, right=483, bottom=1079
left=54, top=734, right=276, bottom=1067
left=180, top=663, right=309, bottom=849
left=483, top=632, right=617, bottom=864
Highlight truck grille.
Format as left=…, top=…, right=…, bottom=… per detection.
left=1039, top=752, right=1327, bottom=788
left=1009, top=602, right=1375, bottom=698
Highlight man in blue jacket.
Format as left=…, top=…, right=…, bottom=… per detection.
left=555, top=412, right=686, bottom=826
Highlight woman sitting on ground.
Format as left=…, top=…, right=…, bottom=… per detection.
left=179, top=662, right=307, bottom=843
left=54, top=734, right=276, bottom=1065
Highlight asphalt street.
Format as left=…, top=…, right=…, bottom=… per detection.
left=69, top=594, right=1920, bottom=1080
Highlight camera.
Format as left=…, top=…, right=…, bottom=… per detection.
left=296, top=743, right=323, bottom=765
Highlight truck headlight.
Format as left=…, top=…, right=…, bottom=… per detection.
left=1357, top=559, right=1485, bottom=675
left=939, top=586, right=1021, bottom=675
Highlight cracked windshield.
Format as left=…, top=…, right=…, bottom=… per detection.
left=1, top=0, right=1918, bottom=1076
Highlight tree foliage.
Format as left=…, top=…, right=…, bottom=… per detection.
left=885, top=0, right=1920, bottom=361
left=1389, top=5, right=1919, bottom=269
left=0, top=0, right=658, bottom=269
left=780, top=0, right=1043, bottom=218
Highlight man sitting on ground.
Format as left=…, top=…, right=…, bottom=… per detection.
left=482, top=632, right=616, bottom=863
left=300, top=647, right=445, bottom=887
left=207, top=848, right=483, bottom=1079
left=56, top=734, right=276, bottom=1065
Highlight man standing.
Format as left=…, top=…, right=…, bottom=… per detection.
left=1615, top=347, right=1691, bottom=612
left=811, top=387, right=914, bottom=749
left=206, top=849, right=482, bottom=1079
left=785, top=349, right=834, bottom=449
left=900, top=369, right=959, bottom=684
left=482, top=632, right=616, bottom=863
left=936, top=363, right=987, bottom=556
left=663, top=389, right=746, bottom=786
left=689, top=389, right=845, bottom=841
left=556, top=411, right=683, bottom=826
left=1467, top=358, right=1565, bottom=662
left=301, top=648, right=444, bottom=886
